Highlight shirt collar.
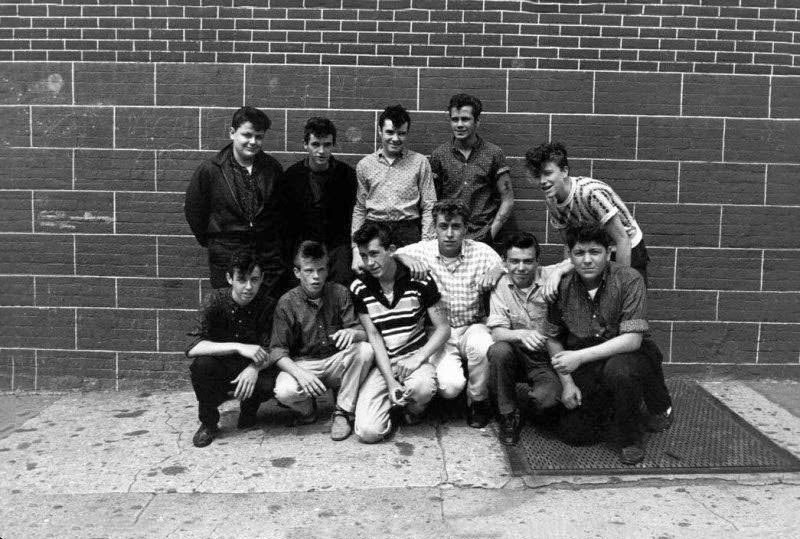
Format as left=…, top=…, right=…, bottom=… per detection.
left=450, top=134, right=484, bottom=154
left=303, top=156, right=336, bottom=172
left=361, top=261, right=410, bottom=297
left=299, top=283, right=328, bottom=306
left=377, top=147, right=405, bottom=163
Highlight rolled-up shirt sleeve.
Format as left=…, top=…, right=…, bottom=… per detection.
left=619, top=272, right=649, bottom=334
left=485, top=290, right=511, bottom=330
left=545, top=299, right=567, bottom=340
left=185, top=293, right=215, bottom=356
left=268, top=300, right=294, bottom=363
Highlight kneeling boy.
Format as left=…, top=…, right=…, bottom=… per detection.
left=187, top=251, right=280, bottom=448
left=350, top=223, right=450, bottom=443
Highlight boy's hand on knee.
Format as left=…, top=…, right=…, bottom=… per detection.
left=231, top=365, right=259, bottom=401
left=330, top=328, right=357, bottom=350
left=396, top=353, right=425, bottom=380
left=292, top=366, right=326, bottom=397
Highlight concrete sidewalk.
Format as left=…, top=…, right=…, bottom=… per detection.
left=1, top=379, right=799, bottom=538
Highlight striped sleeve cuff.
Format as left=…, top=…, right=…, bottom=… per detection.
left=620, top=319, right=649, bottom=334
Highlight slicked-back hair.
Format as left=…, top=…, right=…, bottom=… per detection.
left=294, top=240, right=328, bottom=267
left=353, top=222, right=394, bottom=250
left=565, top=225, right=611, bottom=250
left=432, top=199, right=471, bottom=224
left=447, top=93, right=483, bottom=120
left=525, top=141, right=569, bottom=176
left=231, top=106, right=271, bottom=132
left=226, top=249, right=263, bottom=278
left=378, top=104, right=411, bottom=130
left=303, top=116, right=337, bottom=145
left=502, top=232, right=541, bottom=259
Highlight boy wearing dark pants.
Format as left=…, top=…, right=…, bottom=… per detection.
left=186, top=251, right=279, bottom=448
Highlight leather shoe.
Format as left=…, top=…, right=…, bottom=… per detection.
left=467, top=400, right=491, bottom=429
left=192, top=424, right=218, bottom=448
left=497, top=409, right=522, bottom=446
left=645, top=406, right=674, bottom=433
left=619, top=442, right=644, bottom=465
left=330, top=408, right=353, bottom=441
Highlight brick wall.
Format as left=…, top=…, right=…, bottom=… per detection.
left=1, top=0, right=798, bottom=389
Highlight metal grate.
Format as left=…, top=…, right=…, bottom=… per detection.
left=505, top=378, right=800, bottom=476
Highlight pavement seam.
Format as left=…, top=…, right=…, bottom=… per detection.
left=684, top=488, right=742, bottom=532
left=434, top=422, right=450, bottom=485
left=131, top=492, right=156, bottom=526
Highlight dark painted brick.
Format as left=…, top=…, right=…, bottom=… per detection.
left=34, top=191, right=114, bottom=234
left=286, top=109, right=376, bottom=155
left=646, top=247, right=676, bottom=290
left=634, top=203, right=720, bottom=248
left=507, top=70, right=593, bottom=113
left=721, top=206, right=798, bottom=249
left=0, top=307, right=75, bottom=348
left=671, top=322, right=758, bottom=364
left=771, top=77, right=800, bottom=119
left=591, top=160, right=678, bottom=203
left=157, top=235, right=207, bottom=280
left=32, top=106, right=113, bottom=149
left=0, top=234, right=73, bottom=275
left=200, top=107, right=284, bottom=152
left=766, top=165, right=800, bottom=206
left=419, top=68, right=507, bottom=113
left=158, top=308, right=196, bottom=352
left=718, top=292, right=800, bottom=323
left=330, top=66, right=417, bottom=110
left=648, top=290, right=717, bottom=321
left=156, top=63, right=243, bottom=107
left=683, top=74, right=769, bottom=118
left=0, top=106, right=30, bottom=147
left=638, top=117, right=723, bottom=161
left=74, top=62, right=153, bottom=106
left=410, top=111, right=462, bottom=151
left=245, top=65, right=328, bottom=108
left=758, top=324, right=800, bottom=364
left=476, top=113, right=550, bottom=157
left=118, top=278, right=198, bottom=309
left=116, top=191, right=188, bottom=235
left=725, top=119, right=800, bottom=163
left=595, top=72, right=681, bottom=115
left=77, top=308, right=157, bottom=351
left=763, top=250, right=800, bottom=292
left=116, top=106, right=198, bottom=150
left=0, top=148, right=72, bottom=189
left=75, top=149, right=155, bottom=191
left=0, top=276, right=34, bottom=305
left=0, top=190, right=31, bottom=232
left=0, top=62, right=72, bottom=104
left=510, top=200, right=548, bottom=245
left=117, top=351, right=186, bottom=386
left=0, top=349, right=35, bottom=391
left=680, top=162, right=764, bottom=205
left=551, top=115, right=637, bottom=160
left=37, top=349, right=116, bottom=388
left=75, top=234, right=157, bottom=277
left=36, top=276, right=115, bottom=307
left=676, top=248, right=761, bottom=291
left=156, top=149, right=214, bottom=192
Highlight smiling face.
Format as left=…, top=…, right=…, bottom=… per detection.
left=449, top=105, right=478, bottom=144
left=304, top=133, right=334, bottom=171
left=568, top=241, right=611, bottom=287
left=226, top=266, right=263, bottom=306
left=357, top=237, right=396, bottom=281
left=229, top=121, right=265, bottom=165
left=294, top=256, right=328, bottom=299
left=435, top=214, right=467, bottom=258
left=534, top=160, right=570, bottom=201
left=378, top=119, right=408, bottom=158
left=504, top=246, right=538, bottom=289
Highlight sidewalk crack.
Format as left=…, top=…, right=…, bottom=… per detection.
left=435, top=423, right=450, bottom=485
left=131, top=492, right=156, bottom=525
left=684, top=490, right=740, bottom=532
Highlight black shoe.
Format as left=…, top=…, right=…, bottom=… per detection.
left=497, top=409, right=522, bottom=446
left=237, top=411, right=258, bottom=429
left=192, top=424, right=218, bottom=448
left=645, top=406, right=674, bottom=433
left=619, top=441, right=644, bottom=465
left=467, top=400, right=491, bottom=429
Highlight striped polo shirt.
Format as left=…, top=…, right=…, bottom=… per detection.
left=545, top=176, right=643, bottom=247
left=351, top=262, right=441, bottom=359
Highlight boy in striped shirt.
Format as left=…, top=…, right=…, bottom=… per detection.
left=350, top=223, right=451, bottom=443
left=525, top=141, right=649, bottom=286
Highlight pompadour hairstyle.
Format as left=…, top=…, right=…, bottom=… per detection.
left=352, top=222, right=394, bottom=250
left=447, top=93, right=483, bottom=120
left=524, top=141, right=569, bottom=176
left=502, top=232, right=541, bottom=259
left=378, top=104, right=411, bottom=130
left=431, top=199, right=471, bottom=224
left=565, top=225, right=611, bottom=250
left=294, top=240, right=328, bottom=267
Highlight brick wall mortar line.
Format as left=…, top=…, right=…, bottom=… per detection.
left=667, top=321, right=673, bottom=363
left=70, top=62, right=75, bottom=106
left=673, top=247, right=678, bottom=289
left=416, top=67, right=420, bottom=111
left=155, top=309, right=160, bottom=352
left=763, top=164, right=768, bottom=205
left=717, top=206, right=723, bottom=249
left=283, top=109, right=288, bottom=151
left=634, top=116, right=639, bottom=160
left=152, top=63, right=157, bottom=106
left=10, top=354, right=14, bottom=392
left=112, top=106, right=116, bottom=149
left=197, top=107, right=202, bottom=150
left=676, top=161, right=681, bottom=203
left=32, top=275, right=36, bottom=307
left=547, top=114, right=552, bottom=142
left=715, top=291, right=720, bottom=322
left=73, top=307, right=78, bottom=350
left=114, top=277, right=118, bottom=309
left=591, top=71, right=596, bottom=114
left=29, top=190, right=34, bottom=234
left=114, top=352, right=119, bottom=391
left=760, top=250, right=765, bottom=292
left=505, top=69, right=509, bottom=113
left=33, top=349, right=37, bottom=390
left=721, top=117, right=726, bottom=162
left=72, top=234, right=76, bottom=275
left=326, top=64, right=330, bottom=109
left=28, top=105, right=33, bottom=147
left=755, top=323, right=762, bottom=364
left=155, top=235, right=160, bottom=278
left=153, top=150, right=158, bottom=191
left=242, top=64, right=247, bottom=106
left=768, top=73, right=773, bottom=119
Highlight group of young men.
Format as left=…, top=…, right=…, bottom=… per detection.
left=183, top=95, right=672, bottom=465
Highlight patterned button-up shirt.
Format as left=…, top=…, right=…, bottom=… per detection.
left=397, top=239, right=502, bottom=328
left=486, top=264, right=560, bottom=333
left=269, top=282, right=360, bottom=362
left=545, top=262, right=649, bottom=351
left=229, top=154, right=263, bottom=224
left=352, top=148, right=436, bottom=243
left=429, top=136, right=510, bottom=240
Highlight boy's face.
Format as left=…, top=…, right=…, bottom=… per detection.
left=568, top=241, right=610, bottom=285
left=304, top=133, right=334, bottom=169
left=294, top=257, right=328, bottom=299
left=378, top=119, right=408, bottom=158
left=226, top=266, right=263, bottom=306
left=229, top=121, right=265, bottom=163
left=358, top=238, right=395, bottom=280
left=504, top=246, right=538, bottom=289
left=449, top=106, right=478, bottom=142
left=435, top=214, right=467, bottom=257
left=533, top=160, right=569, bottom=200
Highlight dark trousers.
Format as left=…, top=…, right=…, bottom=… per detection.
left=366, top=218, right=421, bottom=248
left=189, top=355, right=278, bottom=428
left=207, top=237, right=288, bottom=296
left=326, top=243, right=354, bottom=287
left=558, top=339, right=671, bottom=446
left=488, top=341, right=562, bottom=416
left=612, top=240, right=650, bottom=287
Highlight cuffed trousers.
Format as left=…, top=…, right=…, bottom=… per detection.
left=429, top=323, right=493, bottom=402
left=487, top=341, right=561, bottom=416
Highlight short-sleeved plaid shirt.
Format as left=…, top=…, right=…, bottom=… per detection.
left=397, top=239, right=502, bottom=328
left=545, top=176, right=643, bottom=247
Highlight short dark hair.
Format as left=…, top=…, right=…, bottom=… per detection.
left=231, top=106, right=271, bottom=132
left=378, top=104, right=411, bottom=130
left=502, top=232, right=540, bottom=259
left=303, top=116, right=337, bottom=145
left=447, top=93, right=483, bottom=120
left=294, top=240, right=328, bottom=267
left=352, top=222, right=393, bottom=250
left=226, top=249, right=263, bottom=278
left=431, top=199, right=471, bottom=224
left=525, top=141, right=569, bottom=176
left=565, top=225, right=611, bottom=250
